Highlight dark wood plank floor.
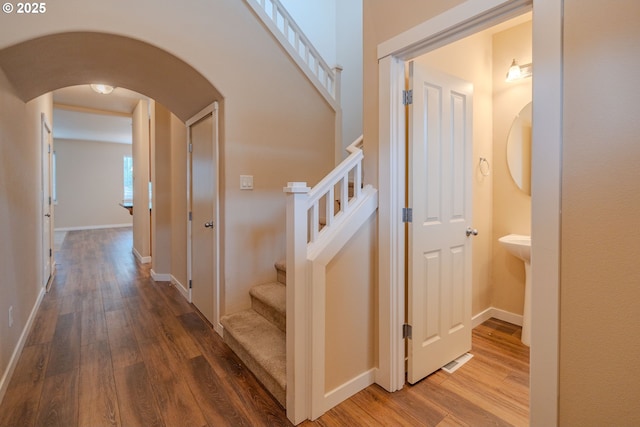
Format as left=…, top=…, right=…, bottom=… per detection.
left=0, top=228, right=529, bottom=427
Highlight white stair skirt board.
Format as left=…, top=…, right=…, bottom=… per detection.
left=441, top=353, right=473, bottom=374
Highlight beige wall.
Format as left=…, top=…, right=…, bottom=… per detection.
left=170, top=110, right=188, bottom=288
left=0, top=68, right=52, bottom=395
left=151, top=102, right=172, bottom=276
left=560, top=0, right=640, bottom=424
left=325, top=213, right=377, bottom=391
left=491, top=21, right=532, bottom=315
left=414, top=29, right=494, bottom=317
left=54, top=139, right=133, bottom=229
left=362, top=0, right=465, bottom=185
left=132, top=100, right=150, bottom=260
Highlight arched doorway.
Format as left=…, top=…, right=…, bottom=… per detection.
left=0, top=30, right=224, bottom=325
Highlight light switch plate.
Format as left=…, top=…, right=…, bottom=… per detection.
left=240, top=175, right=253, bottom=190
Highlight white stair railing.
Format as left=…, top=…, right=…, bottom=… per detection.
left=244, top=0, right=342, bottom=111
left=283, top=135, right=378, bottom=423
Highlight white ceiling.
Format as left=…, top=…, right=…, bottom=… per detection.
left=52, top=85, right=148, bottom=144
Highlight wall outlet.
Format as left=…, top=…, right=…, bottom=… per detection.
left=8, top=306, right=13, bottom=327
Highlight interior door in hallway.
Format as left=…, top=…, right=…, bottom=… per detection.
left=188, top=103, right=220, bottom=330
left=407, top=62, right=473, bottom=383
left=41, top=114, right=54, bottom=291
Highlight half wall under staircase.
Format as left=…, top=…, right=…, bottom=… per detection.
left=221, top=136, right=378, bottom=424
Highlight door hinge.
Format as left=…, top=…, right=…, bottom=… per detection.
left=402, top=207, right=413, bottom=223
left=189, top=279, right=192, bottom=289
left=49, top=248, right=52, bottom=257
left=403, top=89, right=413, bottom=105
left=189, top=211, right=192, bottom=221
left=188, top=143, right=193, bottom=153
left=403, top=323, right=412, bottom=339
left=49, top=196, right=52, bottom=205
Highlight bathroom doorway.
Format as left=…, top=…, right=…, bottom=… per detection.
left=403, top=9, right=533, bottom=404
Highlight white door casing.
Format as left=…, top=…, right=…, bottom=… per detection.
left=407, top=62, right=473, bottom=383
left=377, top=1, right=560, bottom=425
left=187, top=102, right=221, bottom=334
left=41, top=114, right=54, bottom=291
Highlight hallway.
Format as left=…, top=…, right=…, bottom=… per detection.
left=0, top=228, right=529, bottom=426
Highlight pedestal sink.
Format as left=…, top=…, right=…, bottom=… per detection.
left=498, top=234, right=531, bottom=346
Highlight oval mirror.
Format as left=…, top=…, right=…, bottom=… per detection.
left=506, top=102, right=532, bottom=195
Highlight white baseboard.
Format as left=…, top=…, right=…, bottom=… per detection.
left=472, top=307, right=523, bottom=328
left=150, top=270, right=171, bottom=282
left=322, top=368, right=376, bottom=416
left=0, top=287, right=46, bottom=404
left=171, top=275, right=191, bottom=303
left=132, top=247, right=151, bottom=264
left=54, top=223, right=132, bottom=232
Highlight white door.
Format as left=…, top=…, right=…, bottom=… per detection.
left=41, top=115, right=54, bottom=291
left=407, top=62, right=474, bottom=383
left=188, top=103, right=220, bottom=331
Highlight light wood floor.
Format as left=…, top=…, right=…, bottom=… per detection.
left=0, top=228, right=529, bottom=426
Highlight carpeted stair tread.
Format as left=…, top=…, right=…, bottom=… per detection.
left=221, top=309, right=286, bottom=405
left=250, top=282, right=286, bottom=332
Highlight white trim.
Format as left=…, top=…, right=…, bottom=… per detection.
left=378, top=0, right=531, bottom=60
left=54, top=224, right=132, bottom=232
left=0, top=287, right=46, bottom=404
left=132, top=247, right=152, bottom=264
left=529, top=1, right=562, bottom=425
left=376, top=54, right=407, bottom=394
left=171, top=275, right=191, bottom=303
left=323, top=368, right=376, bottom=413
left=150, top=270, right=171, bottom=282
left=472, top=307, right=523, bottom=329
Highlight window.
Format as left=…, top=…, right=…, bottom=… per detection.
left=123, top=155, right=133, bottom=202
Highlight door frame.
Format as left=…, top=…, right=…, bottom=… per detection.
left=41, top=113, right=54, bottom=291
left=186, top=102, right=222, bottom=335
left=376, top=0, right=562, bottom=425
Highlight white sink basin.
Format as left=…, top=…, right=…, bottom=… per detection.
left=498, top=234, right=531, bottom=263
left=498, top=234, right=532, bottom=346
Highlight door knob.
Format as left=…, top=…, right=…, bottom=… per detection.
left=44, top=213, right=51, bottom=218
left=466, top=227, right=478, bottom=237
left=204, top=221, right=214, bottom=229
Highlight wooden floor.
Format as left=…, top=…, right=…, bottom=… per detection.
left=0, top=228, right=529, bottom=427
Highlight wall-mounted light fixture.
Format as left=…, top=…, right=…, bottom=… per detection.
left=505, top=59, right=532, bottom=82
left=90, top=83, right=115, bottom=94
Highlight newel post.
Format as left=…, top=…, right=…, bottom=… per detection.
left=284, top=181, right=310, bottom=424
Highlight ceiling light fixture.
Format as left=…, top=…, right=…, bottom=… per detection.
left=505, top=59, right=532, bottom=82
left=90, top=83, right=115, bottom=95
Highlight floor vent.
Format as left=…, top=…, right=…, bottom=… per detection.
left=441, top=352, right=474, bottom=374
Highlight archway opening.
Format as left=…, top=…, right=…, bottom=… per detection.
left=0, top=31, right=222, bottom=121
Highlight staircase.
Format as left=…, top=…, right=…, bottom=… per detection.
left=220, top=261, right=287, bottom=406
